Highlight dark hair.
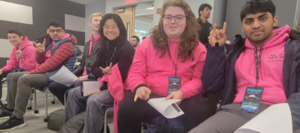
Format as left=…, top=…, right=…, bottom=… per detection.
left=240, top=0, right=276, bottom=21
left=35, top=34, right=49, bottom=44
left=48, top=20, right=64, bottom=29
left=198, top=3, right=212, bottom=17
left=7, top=28, right=22, bottom=37
left=142, top=36, right=146, bottom=40
left=99, top=13, right=127, bottom=46
left=131, top=36, right=140, bottom=42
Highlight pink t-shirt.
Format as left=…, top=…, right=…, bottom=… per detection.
left=233, top=25, right=290, bottom=105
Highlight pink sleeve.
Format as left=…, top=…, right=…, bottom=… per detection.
left=128, top=43, right=147, bottom=93
left=2, top=48, right=18, bottom=72
left=19, top=46, right=39, bottom=71
left=180, top=46, right=207, bottom=99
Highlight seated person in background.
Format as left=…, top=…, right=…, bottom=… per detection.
left=117, top=0, right=214, bottom=133
left=65, top=13, right=135, bottom=133
left=189, top=0, right=300, bottom=132
left=130, top=35, right=140, bottom=50
left=0, top=28, right=38, bottom=109
left=0, top=20, right=77, bottom=131
left=48, top=13, right=103, bottom=105
left=72, top=12, right=103, bottom=85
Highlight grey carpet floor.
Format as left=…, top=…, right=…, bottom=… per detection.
left=0, top=82, right=114, bottom=133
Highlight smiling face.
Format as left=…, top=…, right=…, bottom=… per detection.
left=7, top=33, right=23, bottom=47
left=89, top=15, right=102, bottom=32
left=242, top=12, right=277, bottom=46
left=103, top=19, right=120, bottom=41
left=163, top=6, right=187, bottom=41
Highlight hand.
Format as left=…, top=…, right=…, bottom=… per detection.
left=165, top=91, right=183, bottom=105
left=134, top=86, right=151, bottom=102
left=21, top=74, right=28, bottom=77
left=15, top=50, right=23, bottom=60
left=208, top=22, right=227, bottom=47
left=0, top=69, right=3, bottom=75
left=74, top=75, right=88, bottom=83
left=100, top=62, right=112, bottom=75
left=86, top=90, right=100, bottom=96
left=36, top=39, right=46, bottom=53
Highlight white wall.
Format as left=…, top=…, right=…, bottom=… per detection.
left=85, top=0, right=106, bottom=43
left=106, top=0, right=152, bottom=13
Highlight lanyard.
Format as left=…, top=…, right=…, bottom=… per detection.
left=106, top=45, right=117, bottom=67
left=254, top=46, right=263, bottom=86
left=166, top=44, right=180, bottom=77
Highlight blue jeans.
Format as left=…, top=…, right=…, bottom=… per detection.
left=5, top=73, right=13, bottom=101
left=0, top=70, right=16, bottom=100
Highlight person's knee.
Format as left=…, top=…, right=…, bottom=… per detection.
left=118, top=93, right=136, bottom=118
left=18, top=76, right=31, bottom=86
left=48, top=83, right=61, bottom=94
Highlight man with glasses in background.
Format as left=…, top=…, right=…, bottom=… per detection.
left=0, top=20, right=77, bottom=131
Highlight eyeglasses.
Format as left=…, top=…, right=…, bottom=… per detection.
left=163, top=15, right=185, bottom=22
left=49, top=29, right=62, bottom=33
left=103, top=25, right=118, bottom=31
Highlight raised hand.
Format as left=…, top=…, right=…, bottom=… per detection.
left=15, top=49, right=23, bottom=59
left=208, top=22, right=227, bottom=47
left=36, top=39, right=46, bottom=53
left=99, top=62, right=113, bottom=75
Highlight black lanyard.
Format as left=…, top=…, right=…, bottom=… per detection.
left=166, top=44, right=181, bottom=77
left=106, top=45, right=117, bottom=67
left=254, top=46, right=263, bottom=86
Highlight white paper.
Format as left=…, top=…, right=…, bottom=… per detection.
left=49, top=66, right=77, bottom=87
left=234, top=103, right=292, bottom=133
left=147, top=98, right=184, bottom=119
left=82, top=81, right=101, bottom=96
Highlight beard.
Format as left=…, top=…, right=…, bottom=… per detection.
left=132, top=44, right=138, bottom=47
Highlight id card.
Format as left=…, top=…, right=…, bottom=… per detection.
left=168, top=77, right=181, bottom=94
left=240, top=87, right=264, bottom=113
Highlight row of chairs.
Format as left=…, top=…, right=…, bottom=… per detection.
left=27, top=87, right=114, bottom=132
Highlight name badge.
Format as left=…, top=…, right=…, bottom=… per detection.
left=168, top=77, right=181, bottom=94
left=240, top=87, right=264, bottom=113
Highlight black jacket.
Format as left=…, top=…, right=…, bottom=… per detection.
left=202, top=30, right=300, bottom=131
left=91, top=39, right=135, bottom=86
left=197, top=18, right=212, bottom=47
left=73, top=40, right=101, bottom=79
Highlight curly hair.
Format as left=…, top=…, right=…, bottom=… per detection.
left=151, top=0, right=200, bottom=61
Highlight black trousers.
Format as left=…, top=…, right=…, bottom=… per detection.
left=117, top=92, right=215, bottom=133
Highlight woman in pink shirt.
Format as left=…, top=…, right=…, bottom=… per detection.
left=117, top=0, right=214, bottom=133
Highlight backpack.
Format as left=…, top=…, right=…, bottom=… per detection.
left=58, top=111, right=86, bottom=133
left=47, top=109, right=65, bottom=131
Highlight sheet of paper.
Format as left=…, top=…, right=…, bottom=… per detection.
left=147, top=97, right=184, bottom=119
left=234, top=103, right=292, bottom=133
left=49, top=66, right=77, bottom=87
left=82, top=81, right=101, bottom=96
